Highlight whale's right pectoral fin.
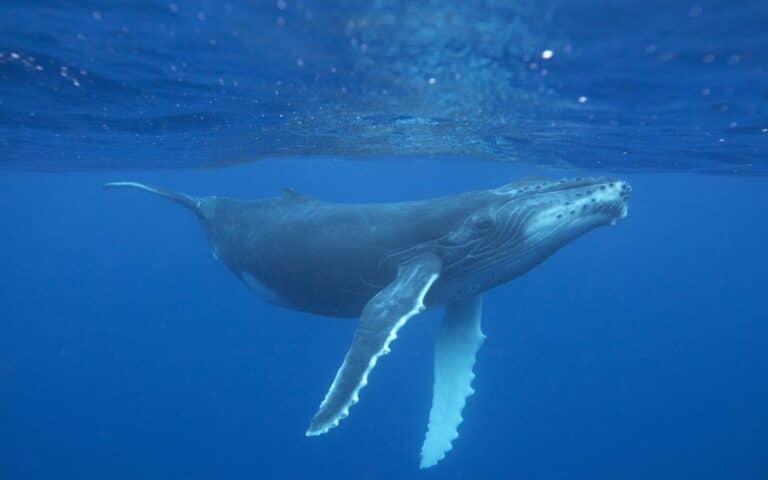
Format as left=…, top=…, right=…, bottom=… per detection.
left=306, top=254, right=442, bottom=436
left=420, top=295, right=485, bottom=468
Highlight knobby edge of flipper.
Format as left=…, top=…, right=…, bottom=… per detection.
left=420, top=295, right=485, bottom=468
left=305, top=253, right=443, bottom=437
left=103, top=181, right=202, bottom=217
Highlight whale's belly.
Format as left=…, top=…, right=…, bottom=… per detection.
left=230, top=252, right=394, bottom=318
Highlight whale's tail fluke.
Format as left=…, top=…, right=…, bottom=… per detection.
left=104, top=181, right=202, bottom=216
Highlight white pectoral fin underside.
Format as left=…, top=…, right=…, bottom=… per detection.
left=420, top=295, right=485, bottom=469
left=306, top=254, right=442, bottom=436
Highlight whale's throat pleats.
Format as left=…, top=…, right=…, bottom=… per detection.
left=305, top=253, right=442, bottom=436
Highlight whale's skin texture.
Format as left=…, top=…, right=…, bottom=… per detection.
left=105, top=176, right=631, bottom=468
left=201, top=190, right=484, bottom=317
left=195, top=177, right=630, bottom=317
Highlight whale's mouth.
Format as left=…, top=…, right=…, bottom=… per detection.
left=607, top=181, right=632, bottom=225
left=613, top=196, right=630, bottom=225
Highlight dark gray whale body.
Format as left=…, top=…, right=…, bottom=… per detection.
left=106, top=177, right=631, bottom=468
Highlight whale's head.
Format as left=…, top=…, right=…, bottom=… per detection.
left=493, top=176, right=630, bottom=268
left=503, top=176, right=631, bottom=239
left=436, top=177, right=631, bottom=294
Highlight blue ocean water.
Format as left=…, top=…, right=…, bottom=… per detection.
left=1, top=0, right=767, bottom=172
left=1, top=1, right=767, bottom=479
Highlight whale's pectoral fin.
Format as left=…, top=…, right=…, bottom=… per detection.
left=306, top=254, right=442, bottom=436
left=420, top=295, right=485, bottom=468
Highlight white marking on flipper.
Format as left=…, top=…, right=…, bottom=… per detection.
left=306, top=257, right=441, bottom=436
left=420, top=295, right=485, bottom=468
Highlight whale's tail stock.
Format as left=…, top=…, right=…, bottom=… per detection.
left=104, top=181, right=202, bottom=217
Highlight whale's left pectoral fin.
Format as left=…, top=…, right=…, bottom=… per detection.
left=420, top=295, right=485, bottom=468
left=306, top=254, right=442, bottom=436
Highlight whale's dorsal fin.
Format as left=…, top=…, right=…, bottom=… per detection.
left=420, top=295, right=485, bottom=468
left=306, top=253, right=442, bottom=436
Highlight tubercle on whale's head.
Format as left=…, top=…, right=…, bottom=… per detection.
left=490, top=176, right=631, bottom=260
left=439, top=177, right=630, bottom=266
left=431, top=177, right=631, bottom=294
left=505, top=177, right=632, bottom=236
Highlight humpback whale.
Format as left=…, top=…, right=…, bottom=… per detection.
left=105, top=176, right=631, bottom=468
